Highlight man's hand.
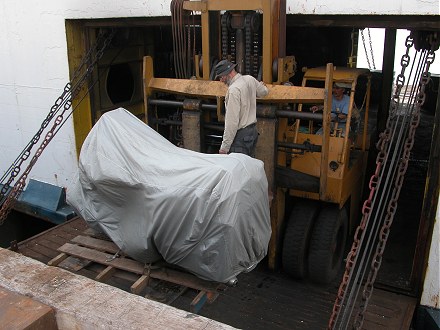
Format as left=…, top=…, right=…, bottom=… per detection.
left=219, top=149, right=228, bottom=154
left=311, top=105, right=322, bottom=113
left=336, top=113, right=347, bottom=121
left=338, top=113, right=347, bottom=120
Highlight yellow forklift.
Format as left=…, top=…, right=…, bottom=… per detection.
left=143, top=0, right=371, bottom=283
left=279, top=66, right=371, bottom=282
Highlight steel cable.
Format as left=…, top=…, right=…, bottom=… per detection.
left=329, top=32, right=436, bottom=329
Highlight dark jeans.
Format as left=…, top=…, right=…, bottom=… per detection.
left=229, top=123, right=258, bottom=157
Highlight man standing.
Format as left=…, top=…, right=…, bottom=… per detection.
left=214, top=60, right=268, bottom=157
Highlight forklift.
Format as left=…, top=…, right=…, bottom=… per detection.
left=143, top=0, right=371, bottom=283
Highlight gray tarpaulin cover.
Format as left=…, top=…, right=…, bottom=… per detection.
left=67, top=108, right=271, bottom=283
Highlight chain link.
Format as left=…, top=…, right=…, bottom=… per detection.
left=0, top=29, right=115, bottom=225
left=245, top=13, right=252, bottom=75
left=367, top=28, right=376, bottom=70
left=353, top=45, right=433, bottom=330
left=329, top=32, right=435, bottom=329
left=360, top=28, right=376, bottom=70
left=253, top=27, right=260, bottom=77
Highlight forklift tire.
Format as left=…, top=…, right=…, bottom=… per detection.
left=282, top=200, right=320, bottom=279
left=308, top=205, right=348, bottom=284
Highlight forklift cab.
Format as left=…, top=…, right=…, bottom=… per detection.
left=297, top=67, right=371, bottom=150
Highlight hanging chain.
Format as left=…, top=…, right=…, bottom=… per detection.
left=0, top=29, right=115, bottom=225
left=360, top=28, right=376, bottom=70
left=230, top=36, right=236, bottom=65
left=353, top=38, right=435, bottom=329
left=328, top=32, right=436, bottom=329
left=245, top=13, right=252, bottom=75
left=221, top=12, right=230, bottom=60
left=253, top=23, right=260, bottom=77
left=329, top=38, right=413, bottom=328
left=0, top=30, right=109, bottom=200
left=367, top=28, right=376, bottom=70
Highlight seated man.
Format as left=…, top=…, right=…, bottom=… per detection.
left=311, top=82, right=352, bottom=136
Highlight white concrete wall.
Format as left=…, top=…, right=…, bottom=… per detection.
left=0, top=1, right=171, bottom=188
left=421, top=205, right=440, bottom=309
left=285, top=0, right=439, bottom=15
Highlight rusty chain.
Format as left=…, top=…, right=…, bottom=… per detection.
left=328, top=31, right=437, bottom=329
left=353, top=39, right=435, bottom=329
left=0, top=29, right=112, bottom=197
left=0, top=28, right=115, bottom=225
left=367, top=28, right=376, bottom=70
left=360, top=28, right=376, bottom=70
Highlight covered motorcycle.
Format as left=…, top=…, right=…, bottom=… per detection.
left=67, top=108, right=271, bottom=283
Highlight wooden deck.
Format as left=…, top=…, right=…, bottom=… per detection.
left=45, top=225, right=223, bottom=314
left=14, top=216, right=417, bottom=330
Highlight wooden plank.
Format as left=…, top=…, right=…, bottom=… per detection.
left=16, top=246, right=51, bottom=264
left=58, top=243, right=219, bottom=292
left=58, top=243, right=140, bottom=270
left=59, top=256, right=91, bottom=272
left=53, top=227, right=85, bottom=240
left=68, top=218, right=89, bottom=231
left=363, top=288, right=417, bottom=329
left=131, top=274, right=150, bottom=295
left=16, top=216, right=83, bottom=247
left=149, top=266, right=220, bottom=293
left=52, top=221, right=86, bottom=234
left=71, top=235, right=119, bottom=254
left=34, top=237, right=66, bottom=251
left=149, top=78, right=226, bottom=99
left=23, top=241, right=59, bottom=260
left=47, top=253, right=68, bottom=266
left=43, top=233, right=72, bottom=247
left=149, top=78, right=325, bottom=103
left=96, top=266, right=116, bottom=282
left=83, top=227, right=98, bottom=236
left=0, top=287, right=57, bottom=330
left=0, top=247, right=233, bottom=330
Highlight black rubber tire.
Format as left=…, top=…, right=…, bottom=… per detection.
left=282, top=199, right=320, bottom=279
left=308, top=205, right=348, bottom=284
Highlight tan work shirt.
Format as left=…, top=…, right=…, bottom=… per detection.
left=220, top=73, right=269, bottom=152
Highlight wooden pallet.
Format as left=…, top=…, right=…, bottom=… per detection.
left=47, top=228, right=225, bottom=313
